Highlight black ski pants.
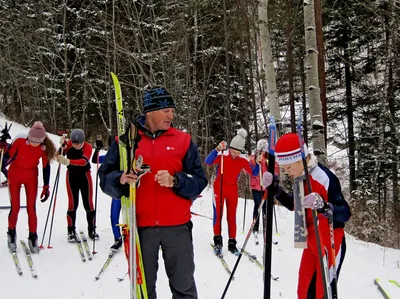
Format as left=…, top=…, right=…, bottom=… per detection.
left=138, top=221, right=197, bottom=299
left=66, top=170, right=95, bottom=229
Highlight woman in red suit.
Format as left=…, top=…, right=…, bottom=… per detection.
left=7, top=121, right=56, bottom=253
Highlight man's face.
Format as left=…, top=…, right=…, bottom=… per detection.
left=146, top=108, right=175, bottom=131
left=281, top=160, right=304, bottom=178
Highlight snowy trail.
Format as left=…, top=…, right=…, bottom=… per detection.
left=0, top=118, right=398, bottom=298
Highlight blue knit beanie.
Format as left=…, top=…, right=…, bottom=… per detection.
left=143, top=87, right=176, bottom=114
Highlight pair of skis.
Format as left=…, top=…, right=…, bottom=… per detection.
left=211, top=244, right=279, bottom=281
left=11, top=240, right=37, bottom=278
left=111, top=72, right=148, bottom=299
left=74, top=231, right=93, bottom=262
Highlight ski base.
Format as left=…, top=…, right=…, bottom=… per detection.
left=11, top=250, right=23, bottom=275
left=375, top=278, right=400, bottom=299
left=79, top=231, right=93, bottom=261
left=210, top=244, right=234, bottom=279
left=74, top=235, right=86, bottom=262
left=20, top=240, right=38, bottom=278
left=95, top=251, right=117, bottom=280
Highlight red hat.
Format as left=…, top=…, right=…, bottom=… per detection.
left=28, top=121, right=46, bottom=144
left=275, top=133, right=308, bottom=165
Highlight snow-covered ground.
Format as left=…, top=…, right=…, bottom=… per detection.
left=0, top=118, right=398, bottom=299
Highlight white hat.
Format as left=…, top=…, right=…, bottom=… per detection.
left=256, top=139, right=268, bottom=152
left=229, top=128, right=247, bottom=151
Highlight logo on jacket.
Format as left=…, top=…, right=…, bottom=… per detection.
left=166, top=146, right=175, bottom=150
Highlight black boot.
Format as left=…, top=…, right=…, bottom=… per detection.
left=213, top=235, right=223, bottom=254
left=88, top=226, right=99, bottom=240
left=110, top=237, right=123, bottom=252
left=7, top=228, right=17, bottom=252
left=228, top=238, right=239, bottom=256
left=28, top=232, right=39, bottom=254
left=67, top=226, right=77, bottom=242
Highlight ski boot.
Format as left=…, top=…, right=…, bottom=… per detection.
left=228, top=238, right=240, bottom=256
left=110, top=237, right=123, bottom=252
left=213, top=235, right=223, bottom=255
left=67, top=226, right=77, bottom=242
left=88, top=226, right=99, bottom=240
left=28, top=232, right=39, bottom=254
left=7, top=228, right=17, bottom=252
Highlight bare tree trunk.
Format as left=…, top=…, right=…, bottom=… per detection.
left=106, top=0, right=113, bottom=135
left=314, top=0, right=327, bottom=145
left=286, top=0, right=295, bottom=133
left=223, top=0, right=232, bottom=138
left=386, top=0, right=399, bottom=245
left=343, top=26, right=356, bottom=192
left=63, top=0, right=72, bottom=130
left=258, top=0, right=281, bottom=129
left=303, top=0, right=325, bottom=161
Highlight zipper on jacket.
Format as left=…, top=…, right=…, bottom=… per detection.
left=153, top=136, right=158, bottom=226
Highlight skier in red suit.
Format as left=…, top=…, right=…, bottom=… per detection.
left=205, top=128, right=258, bottom=255
left=6, top=121, right=56, bottom=253
left=265, top=133, right=333, bottom=299
left=57, top=129, right=98, bottom=241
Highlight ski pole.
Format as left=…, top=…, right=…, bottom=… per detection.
left=92, top=150, right=100, bottom=255
left=191, top=211, right=213, bottom=220
left=0, top=148, right=4, bottom=183
left=264, top=117, right=277, bottom=299
left=219, top=149, right=225, bottom=236
left=273, top=205, right=279, bottom=234
left=39, top=164, right=61, bottom=249
left=221, top=197, right=268, bottom=298
left=47, top=162, right=62, bottom=249
left=242, top=179, right=248, bottom=233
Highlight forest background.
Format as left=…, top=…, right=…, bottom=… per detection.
left=0, top=0, right=399, bottom=250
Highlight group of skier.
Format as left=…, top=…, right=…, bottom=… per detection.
left=1, top=84, right=351, bottom=299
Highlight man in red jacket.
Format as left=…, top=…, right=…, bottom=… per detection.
left=98, top=87, right=207, bottom=299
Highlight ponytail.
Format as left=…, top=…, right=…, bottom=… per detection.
left=43, top=136, right=56, bottom=161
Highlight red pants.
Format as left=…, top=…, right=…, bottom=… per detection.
left=213, top=183, right=238, bottom=239
left=8, top=165, right=39, bottom=232
left=297, top=228, right=342, bottom=299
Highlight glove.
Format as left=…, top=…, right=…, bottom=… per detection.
left=95, top=139, right=103, bottom=150
left=216, top=141, right=227, bottom=151
left=262, top=171, right=273, bottom=188
left=56, top=155, right=70, bottom=166
left=318, top=202, right=334, bottom=218
left=303, top=192, right=325, bottom=210
left=40, top=185, right=50, bottom=203
left=59, top=135, right=68, bottom=148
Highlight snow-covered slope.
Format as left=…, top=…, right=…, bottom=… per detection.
left=0, top=117, right=398, bottom=299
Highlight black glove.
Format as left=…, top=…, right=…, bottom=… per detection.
left=95, top=139, right=103, bottom=150
left=0, top=131, right=11, bottom=142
